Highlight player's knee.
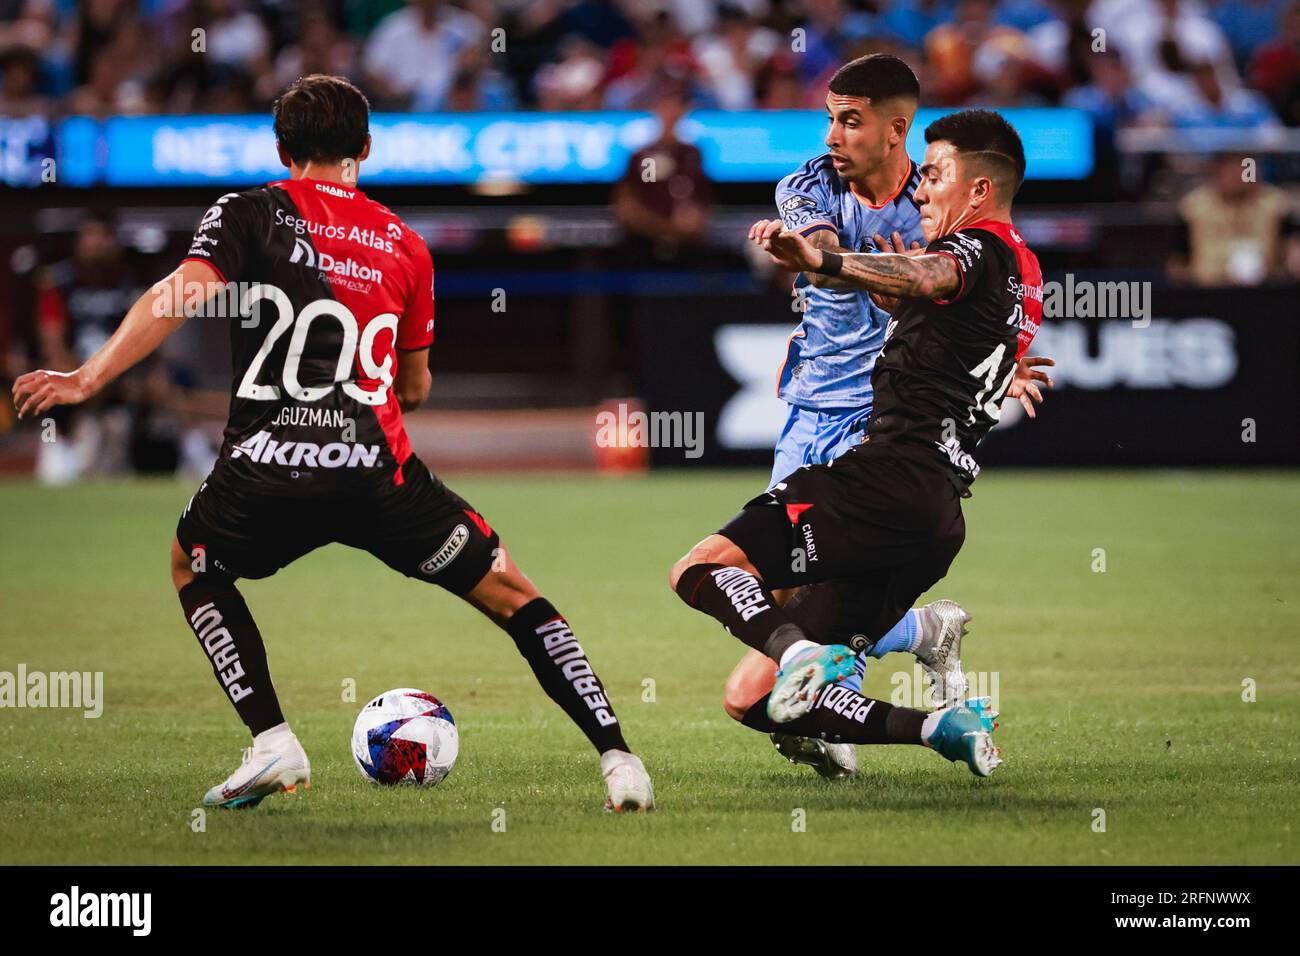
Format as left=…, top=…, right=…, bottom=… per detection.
left=667, top=553, right=695, bottom=592
left=669, top=536, right=745, bottom=593
left=170, top=539, right=195, bottom=593
left=722, top=679, right=763, bottom=722
left=722, top=656, right=777, bottom=722
left=722, top=690, right=749, bottom=722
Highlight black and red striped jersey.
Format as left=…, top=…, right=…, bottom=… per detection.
left=865, top=218, right=1043, bottom=484
left=182, top=177, right=434, bottom=497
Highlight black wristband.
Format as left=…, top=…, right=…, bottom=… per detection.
left=814, top=251, right=843, bottom=276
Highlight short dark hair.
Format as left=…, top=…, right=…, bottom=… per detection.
left=828, top=54, right=920, bottom=104
left=924, top=108, right=1026, bottom=198
left=272, top=74, right=370, bottom=165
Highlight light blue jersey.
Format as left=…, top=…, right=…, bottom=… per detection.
left=775, top=154, right=923, bottom=412
left=768, top=154, right=923, bottom=488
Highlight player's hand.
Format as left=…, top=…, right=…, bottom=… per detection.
left=872, top=231, right=922, bottom=256
left=748, top=218, right=781, bottom=244
left=1007, top=355, right=1055, bottom=419
left=752, top=220, right=819, bottom=272
left=866, top=232, right=923, bottom=312
left=11, top=368, right=95, bottom=419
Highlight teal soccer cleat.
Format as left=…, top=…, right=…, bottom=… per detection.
left=925, top=697, right=1003, bottom=777
left=767, top=644, right=857, bottom=723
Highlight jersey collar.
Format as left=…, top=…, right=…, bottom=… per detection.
left=848, top=160, right=916, bottom=210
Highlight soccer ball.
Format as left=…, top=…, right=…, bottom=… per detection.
left=351, top=687, right=459, bottom=786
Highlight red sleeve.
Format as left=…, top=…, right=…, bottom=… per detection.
left=397, top=240, right=435, bottom=350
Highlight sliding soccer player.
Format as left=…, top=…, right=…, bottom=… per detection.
left=671, top=109, right=1043, bottom=777
left=727, top=55, right=1051, bottom=778
left=13, top=75, right=653, bottom=813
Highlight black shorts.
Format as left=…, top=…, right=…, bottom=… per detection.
left=719, top=441, right=967, bottom=641
left=175, top=456, right=500, bottom=595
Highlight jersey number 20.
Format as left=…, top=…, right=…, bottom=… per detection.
left=235, top=285, right=396, bottom=407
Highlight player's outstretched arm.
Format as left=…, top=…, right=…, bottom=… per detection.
left=749, top=218, right=856, bottom=289
left=826, top=249, right=959, bottom=299
left=800, top=229, right=858, bottom=289
left=12, top=259, right=223, bottom=419
left=753, top=220, right=959, bottom=299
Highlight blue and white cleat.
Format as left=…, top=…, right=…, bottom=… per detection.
left=202, top=734, right=311, bottom=809
left=924, top=698, right=1002, bottom=777
left=767, top=644, right=857, bottom=723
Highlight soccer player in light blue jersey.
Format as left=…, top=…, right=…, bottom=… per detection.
left=713, top=55, right=1051, bottom=778
left=769, top=75, right=922, bottom=490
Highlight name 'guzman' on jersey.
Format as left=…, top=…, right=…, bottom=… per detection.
left=182, top=178, right=435, bottom=497
left=775, top=153, right=923, bottom=411
left=866, top=219, right=1043, bottom=485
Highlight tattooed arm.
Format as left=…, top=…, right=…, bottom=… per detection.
left=801, top=229, right=857, bottom=289
left=824, top=246, right=959, bottom=298
left=750, top=219, right=960, bottom=299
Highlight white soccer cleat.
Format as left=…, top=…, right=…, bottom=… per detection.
left=913, top=600, right=971, bottom=708
left=601, top=750, right=655, bottom=813
left=202, top=731, right=311, bottom=809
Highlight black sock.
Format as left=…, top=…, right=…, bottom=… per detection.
left=179, top=578, right=285, bottom=736
left=675, top=563, right=807, bottom=661
left=740, top=689, right=925, bottom=745
left=504, top=598, right=630, bottom=755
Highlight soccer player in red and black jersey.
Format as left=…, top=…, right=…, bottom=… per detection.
left=670, top=109, right=1044, bottom=777
left=12, top=75, right=653, bottom=812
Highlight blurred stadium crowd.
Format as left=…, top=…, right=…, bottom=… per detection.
left=1, top=0, right=1298, bottom=128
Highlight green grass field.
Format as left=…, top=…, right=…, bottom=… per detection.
left=0, top=470, right=1297, bottom=865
